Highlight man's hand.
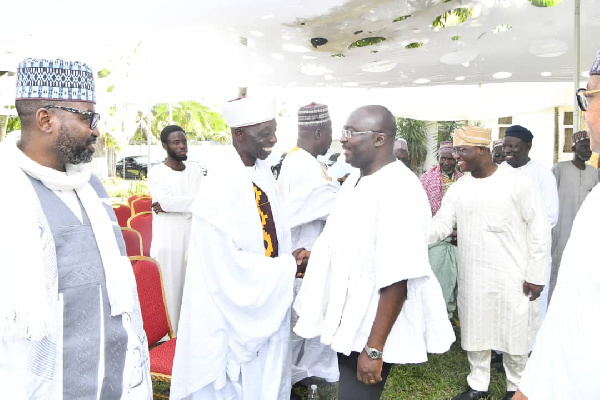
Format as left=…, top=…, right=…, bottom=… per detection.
left=152, top=202, right=165, bottom=214
left=357, top=350, right=383, bottom=385
left=513, top=390, right=528, bottom=400
left=522, top=281, right=544, bottom=301
left=338, top=173, right=351, bottom=185
left=292, top=248, right=310, bottom=277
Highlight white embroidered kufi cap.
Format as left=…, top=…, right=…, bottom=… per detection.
left=221, top=96, right=276, bottom=128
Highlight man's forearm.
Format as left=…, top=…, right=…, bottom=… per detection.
left=366, top=280, right=407, bottom=351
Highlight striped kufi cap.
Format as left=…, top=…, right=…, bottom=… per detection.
left=453, top=126, right=492, bottom=147
left=16, top=58, right=95, bottom=103
left=571, top=130, right=589, bottom=146
left=298, top=102, right=331, bottom=127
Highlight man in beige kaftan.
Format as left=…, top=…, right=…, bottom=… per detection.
left=430, top=126, right=551, bottom=400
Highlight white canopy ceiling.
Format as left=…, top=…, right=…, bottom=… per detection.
left=1, top=0, right=599, bottom=118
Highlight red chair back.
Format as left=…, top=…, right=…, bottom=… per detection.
left=121, top=227, right=143, bottom=257
left=127, top=194, right=143, bottom=206
left=112, top=203, right=132, bottom=228
left=130, top=256, right=173, bottom=346
left=128, top=211, right=153, bottom=256
left=131, top=197, right=153, bottom=215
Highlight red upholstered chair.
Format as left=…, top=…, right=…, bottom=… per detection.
left=128, top=211, right=153, bottom=257
left=121, top=227, right=143, bottom=257
left=131, top=196, right=153, bottom=215
left=129, top=256, right=176, bottom=398
left=112, top=203, right=132, bottom=228
left=127, top=194, right=148, bottom=206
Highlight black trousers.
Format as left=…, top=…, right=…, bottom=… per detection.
left=337, top=352, right=393, bottom=400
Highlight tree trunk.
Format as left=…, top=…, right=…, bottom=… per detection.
left=0, top=115, right=7, bottom=142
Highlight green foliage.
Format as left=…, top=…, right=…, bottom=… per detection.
left=7, top=115, right=21, bottom=132
left=528, top=0, right=562, bottom=6
left=451, top=35, right=461, bottom=41
left=331, top=53, right=346, bottom=58
left=150, top=100, right=229, bottom=143
left=349, top=37, right=386, bottom=49
left=436, top=121, right=465, bottom=156
left=97, top=68, right=112, bottom=78
left=393, top=15, right=412, bottom=22
left=405, top=42, right=423, bottom=49
left=102, top=177, right=148, bottom=202
left=433, top=7, right=473, bottom=28
left=396, top=117, right=429, bottom=172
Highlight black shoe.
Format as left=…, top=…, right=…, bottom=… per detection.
left=452, top=387, right=489, bottom=400
left=491, top=351, right=503, bottom=364
left=504, top=391, right=516, bottom=400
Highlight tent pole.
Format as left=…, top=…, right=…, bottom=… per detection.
left=574, top=0, right=581, bottom=132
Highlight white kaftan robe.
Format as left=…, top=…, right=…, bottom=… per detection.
left=148, top=162, right=204, bottom=334
left=501, top=159, right=558, bottom=320
left=294, top=161, right=454, bottom=363
left=549, top=160, right=598, bottom=299
left=170, top=148, right=296, bottom=400
left=518, top=184, right=600, bottom=399
left=278, top=147, right=340, bottom=384
left=430, top=166, right=551, bottom=355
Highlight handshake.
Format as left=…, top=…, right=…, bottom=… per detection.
left=292, top=248, right=311, bottom=278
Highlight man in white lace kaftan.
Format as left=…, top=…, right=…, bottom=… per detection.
left=513, top=49, right=600, bottom=400
left=148, top=125, right=204, bottom=334
left=278, top=102, right=340, bottom=385
left=430, top=126, right=551, bottom=400
left=0, top=58, right=151, bottom=399
left=170, top=96, right=304, bottom=400
left=294, top=105, right=455, bottom=400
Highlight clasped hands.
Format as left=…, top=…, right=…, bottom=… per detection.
left=523, top=281, right=544, bottom=301
left=292, top=248, right=310, bottom=278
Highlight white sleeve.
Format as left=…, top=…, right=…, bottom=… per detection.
left=428, top=187, right=456, bottom=244
left=148, top=167, right=200, bottom=213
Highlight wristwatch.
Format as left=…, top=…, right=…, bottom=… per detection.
left=364, top=344, right=383, bottom=360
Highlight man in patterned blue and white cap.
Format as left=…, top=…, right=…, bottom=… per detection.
left=0, top=58, right=151, bottom=399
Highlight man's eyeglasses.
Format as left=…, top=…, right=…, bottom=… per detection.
left=576, top=88, right=600, bottom=112
left=451, top=147, right=469, bottom=156
left=341, top=128, right=382, bottom=138
left=493, top=152, right=506, bottom=158
left=45, top=105, right=101, bottom=130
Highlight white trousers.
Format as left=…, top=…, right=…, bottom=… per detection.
left=467, top=350, right=528, bottom=392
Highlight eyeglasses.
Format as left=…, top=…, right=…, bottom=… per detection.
left=451, top=147, right=469, bottom=156
left=576, top=88, right=600, bottom=112
left=341, top=128, right=382, bottom=138
left=493, top=152, right=506, bottom=158
left=45, top=105, right=101, bottom=130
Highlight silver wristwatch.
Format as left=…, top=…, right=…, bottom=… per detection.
left=364, top=344, right=383, bottom=360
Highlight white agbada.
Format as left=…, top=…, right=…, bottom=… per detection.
left=147, top=162, right=203, bottom=333
left=170, top=148, right=296, bottom=400
left=500, top=159, right=558, bottom=320
left=518, top=184, right=600, bottom=399
left=430, top=166, right=551, bottom=355
left=278, top=147, right=340, bottom=384
left=294, top=161, right=455, bottom=363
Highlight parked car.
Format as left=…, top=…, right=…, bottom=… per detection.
left=115, top=156, right=161, bottom=179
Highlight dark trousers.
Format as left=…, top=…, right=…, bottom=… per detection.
left=337, top=352, right=393, bottom=400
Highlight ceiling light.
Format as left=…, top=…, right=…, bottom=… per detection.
left=493, top=72, right=512, bottom=79
left=541, top=71, right=552, bottom=77
left=440, top=50, right=477, bottom=65
left=262, top=14, right=274, bottom=19
left=413, top=78, right=430, bottom=84
left=455, top=76, right=466, bottom=81
left=529, top=40, right=568, bottom=57
left=301, top=64, right=332, bottom=76
left=343, top=82, right=359, bottom=87
left=302, top=55, right=317, bottom=60
left=250, top=30, right=264, bottom=37
left=283, top=44, right=311, bottom=53
left=361, top=60, right=397, bottom=73
left=380, top=81, right=389, bottom=85
left=271, top=53, right=284, bottom=60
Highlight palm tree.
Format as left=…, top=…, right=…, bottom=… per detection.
left=396, top=117, right=429, bottom=172
left=435, top=120, right=465, bottom=156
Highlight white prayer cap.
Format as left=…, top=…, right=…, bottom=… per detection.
left=221, top=96, right=276, bottom=128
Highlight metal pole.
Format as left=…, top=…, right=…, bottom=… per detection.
left=238, top=37, right=248, bottom=98
left=574, top=0, right=581, bottom=132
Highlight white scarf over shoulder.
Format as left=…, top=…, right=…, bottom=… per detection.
left=0, top=135, right=136, bottom=340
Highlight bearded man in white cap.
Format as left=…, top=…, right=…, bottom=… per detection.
left=170, top=97, right=304, bottom=400
left=514, top=49, right=600, bottom=400
left=278, top=102, right=340, bottom=387
left=0, top=58, right=151, bottom=398
left=430, top=126, right=551, bottom=400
